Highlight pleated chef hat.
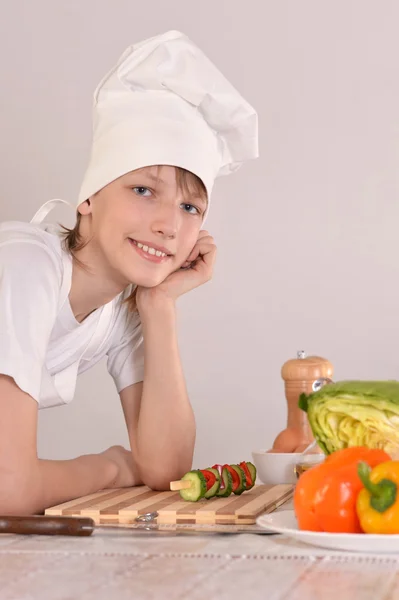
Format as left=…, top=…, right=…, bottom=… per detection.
left=77, top=30, right=259, bottom=207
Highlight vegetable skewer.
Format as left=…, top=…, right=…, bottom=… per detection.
left=170, top=461, right=257, bottom=502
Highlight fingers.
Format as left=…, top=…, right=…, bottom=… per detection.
left=189, top=243, right=217, bottom=284
left=185, top=232, right=215, bottom=264
left=181, top=244, right=214, bottom=269
left=156, top=231, right=217, bottom=299
left=178, top=246, right=216, bottom=289
left=179, top=231, right=216, bottom=287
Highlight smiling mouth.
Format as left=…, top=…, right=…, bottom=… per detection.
left=128, top=239, right=173, bottom=259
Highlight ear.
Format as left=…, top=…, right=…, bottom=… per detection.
left=77, top=199, right=92, bottom=216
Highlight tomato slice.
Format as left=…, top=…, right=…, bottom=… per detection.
left=239, top=461, right=253, bottom=487
left=200, top=469, right=217, bottom=491
left=224, top=464, right=239, bottom=491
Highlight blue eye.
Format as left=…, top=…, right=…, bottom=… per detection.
left=133, top=187, right=152, bottom=197
left=181, top=203, right=200, bottom=215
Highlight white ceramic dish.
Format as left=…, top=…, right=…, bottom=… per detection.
left=257, top=510, right=399, bottom=553
left=251, top=449, right=324, bottom=485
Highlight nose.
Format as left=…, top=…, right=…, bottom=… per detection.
left=151, top=205, right=179, bottom=239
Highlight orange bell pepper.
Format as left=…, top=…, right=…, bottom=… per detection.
left=294, top=447, right=391, bottom=533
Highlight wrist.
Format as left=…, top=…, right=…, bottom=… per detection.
left=94, top=454, right=119, bottom=489
left=138, top=291, right=176, bottom=320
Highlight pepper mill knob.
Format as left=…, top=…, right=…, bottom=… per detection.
left=271, top=351, right=334, bottom=452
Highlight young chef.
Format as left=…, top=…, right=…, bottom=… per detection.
left=0, top=30, right=258, bottom=514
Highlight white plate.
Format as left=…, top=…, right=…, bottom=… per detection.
left=256, top=510, right=399, bottom=553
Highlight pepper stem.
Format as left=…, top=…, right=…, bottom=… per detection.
left=357, top=461, right=397, bottom=514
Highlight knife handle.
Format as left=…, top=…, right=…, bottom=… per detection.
left=0, top=515, right=95, bottom=536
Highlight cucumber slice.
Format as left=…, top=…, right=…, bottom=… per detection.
left=246, top=461, right=257, bottom=489
left=239, top=460, right=256, bottom=490
left=230, top=464, right=246, bottom=495
left=179, top=470, right=207, bottom=502
left=215, top=467, right=233, bottom=497
left=203, top=467, right=220, bottom=499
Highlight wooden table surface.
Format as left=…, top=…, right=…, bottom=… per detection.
left=1, top=500, right=399, bottom=600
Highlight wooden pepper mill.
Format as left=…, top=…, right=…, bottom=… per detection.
left=271, top=351, right=334, bottom=453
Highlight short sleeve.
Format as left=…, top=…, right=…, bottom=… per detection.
left=0, top=240, right=61, bottom=401
left=106, top=306, right=144, bottom=393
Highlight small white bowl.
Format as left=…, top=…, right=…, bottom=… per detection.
left=251, top=449, right=325, bottom=485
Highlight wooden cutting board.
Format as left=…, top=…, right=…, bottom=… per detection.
left=45, top=484, right=294, bottom=525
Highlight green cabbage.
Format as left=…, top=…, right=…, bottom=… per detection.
left=299, top=381, right=399, bottom=456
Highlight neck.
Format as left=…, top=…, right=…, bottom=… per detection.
left=69, top=246, right=128, bottom=323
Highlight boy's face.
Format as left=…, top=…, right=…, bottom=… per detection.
left=77, top=165, right=208, bottom=289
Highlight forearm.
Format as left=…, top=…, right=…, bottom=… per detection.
left=2, top=454, right=117, bottom=515
left=37, top=454, right=118, bottom=511
left=136, top=300, right=196, bottom=487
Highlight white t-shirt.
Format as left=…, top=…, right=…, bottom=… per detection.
left=0, top=221, right=144, bottom=409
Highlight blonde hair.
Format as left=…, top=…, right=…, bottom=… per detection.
left=62, top=167, right=207, bottom=311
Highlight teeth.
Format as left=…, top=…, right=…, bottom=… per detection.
left=134, top=241, right=166, bottom=258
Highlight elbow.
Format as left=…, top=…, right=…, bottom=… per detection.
left=143, top=478, right=171, bottom=492
left=142, top=470, right=174, bottom=491
left=142, top=465, right=193, bottom=492
left=136, top=445, right=195, bottom=491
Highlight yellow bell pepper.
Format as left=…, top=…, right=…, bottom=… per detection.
left=356, top=460, right=399, bottom=534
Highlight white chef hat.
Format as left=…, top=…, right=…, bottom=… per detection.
left=77, top=30, right=258, bottom=208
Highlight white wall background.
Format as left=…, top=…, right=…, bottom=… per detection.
left=1, top=0, right=399, bottom=468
